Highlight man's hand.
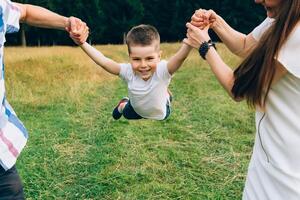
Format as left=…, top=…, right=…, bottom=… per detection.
left=66, top=17, right=89, bottom=45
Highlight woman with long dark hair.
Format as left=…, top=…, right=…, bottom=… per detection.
left=185, top=0, right=300, bottom=198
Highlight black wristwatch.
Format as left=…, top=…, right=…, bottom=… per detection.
left=198, top=40, right=216, bottom=60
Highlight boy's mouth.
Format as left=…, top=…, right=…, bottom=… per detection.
left=137, top=69, right=153, bottom=81
left=139, top=69, right=151, bottom=75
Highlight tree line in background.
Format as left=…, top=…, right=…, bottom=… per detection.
left=7, top=0, right=266, bottom=46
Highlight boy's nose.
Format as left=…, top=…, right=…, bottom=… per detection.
left=140, top=60, right=147, bottom=67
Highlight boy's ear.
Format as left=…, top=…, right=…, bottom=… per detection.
left=159, top=50, right=162, bottom=58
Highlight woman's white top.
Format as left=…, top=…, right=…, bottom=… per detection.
left=243, top=18, right=300, bottom=199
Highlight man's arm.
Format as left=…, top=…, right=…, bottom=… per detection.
left=80, top=43, right=121, bottom=75
left=14, top=3, right=89, bottom=44
left=167, top=43, right=192, bottom=75
left=14, top=3, right=69, bottom=30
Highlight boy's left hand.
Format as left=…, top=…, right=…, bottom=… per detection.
left=185, top=22, right=210, bottom=49
left=183, top=37, right=199, bottom=49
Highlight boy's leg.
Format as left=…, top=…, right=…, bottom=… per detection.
left=164, top=90, right=173, bottom=120
left=164, top=103, right=171, bottom=120
left=0, top=165, right=25, bottom=200
left=167, top=88, right=173, bottom=102
left=112, top=97, right=129, bottom=120
left=122, top=101, right=143, bottom=120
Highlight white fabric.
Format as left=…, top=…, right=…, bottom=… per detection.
left=0, top=79, right=4, bottom=108
left=0, top=0, right=28, bottom=171
left=251, top=17, right=274, bottom=41
left=244, top=19, right=300, bottom=199
left=277, top=24, right=300, bottom=78
left=119, top=60, right=171, bottom=120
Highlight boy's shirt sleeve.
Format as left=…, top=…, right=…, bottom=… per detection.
left=156, top=60, right=172, bottom=84
left=2, top=0, right=21, bottom=34
left=119, top=63, right=132, bottom=83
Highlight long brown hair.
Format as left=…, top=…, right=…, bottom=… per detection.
left=231, top=0, right=300, bottom=107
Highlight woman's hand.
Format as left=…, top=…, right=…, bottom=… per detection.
left=185, top=22, right=211, bottom=49
left=191, top=9, right=218, bottom=30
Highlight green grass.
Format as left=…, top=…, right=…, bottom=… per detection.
left=5, top=44, right=255, bottom=199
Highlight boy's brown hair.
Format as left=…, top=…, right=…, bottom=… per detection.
left=126, top=24, right=160, bottom=53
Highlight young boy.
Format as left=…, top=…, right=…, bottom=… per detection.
left=71, top=24, right=192, bottom=120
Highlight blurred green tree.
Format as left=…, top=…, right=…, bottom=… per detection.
left=7, top=0, right=265, bottom=46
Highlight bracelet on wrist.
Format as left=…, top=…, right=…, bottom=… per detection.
left=198, top=39, right=216, bottom=60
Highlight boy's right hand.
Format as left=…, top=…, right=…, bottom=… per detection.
left=67, top=17, right=89, bottom=45
left=191, top=9, right=217, bottom=30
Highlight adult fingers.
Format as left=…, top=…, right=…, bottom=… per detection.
left=68, top=16, right=77, bottom=32
left=195, top=8, right=207, bottom=17
left=183, top=38, right=194, bottom=47
left=75, top=18, right=83, bottom=30
left=185, top=35, right=200, bottom=49
left=204, top=9, right=216, bottom=22
left=78, top=25, right=89, bottom=44
left=190, top=21, right=207, bottom=30
left=186, top=22, right=199, bottom=31
left=72, top=21, right=86, bottom=37
left=191, top=13, right=203, bottom=22
left=77, top=21, right=86, bottom=33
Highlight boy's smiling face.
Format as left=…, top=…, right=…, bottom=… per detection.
left=129, top=42, right=161, bottom=81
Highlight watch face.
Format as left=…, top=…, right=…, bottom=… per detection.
left=199, top=41, right=209, bottom=59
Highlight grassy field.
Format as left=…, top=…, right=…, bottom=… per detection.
left=5, top=44, right=255, bottom=200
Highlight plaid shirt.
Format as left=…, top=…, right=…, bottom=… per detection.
left=0, top=0, right=28, bottom=170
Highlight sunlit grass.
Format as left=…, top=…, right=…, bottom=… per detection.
left=5, top=44, right=254, bottom=199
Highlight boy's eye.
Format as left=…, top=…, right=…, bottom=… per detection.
left=132, top=58, right=140, bottom=61
left=147, top=57, right=154, bottom=60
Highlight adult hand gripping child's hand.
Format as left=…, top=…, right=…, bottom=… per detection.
left=66, top=17, right=89, bottom=45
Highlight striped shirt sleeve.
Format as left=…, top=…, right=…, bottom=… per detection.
left=3, top=0, right=20, bottom=33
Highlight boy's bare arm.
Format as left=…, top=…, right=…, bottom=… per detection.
left=80, top=43, right=121, bottom=75
left=167, top=43, right=193, bottom=75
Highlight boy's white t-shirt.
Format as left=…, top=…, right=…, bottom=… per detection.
left=119, top=60, right=171, bottom=120
left=243, top=18, right=300, bottom=199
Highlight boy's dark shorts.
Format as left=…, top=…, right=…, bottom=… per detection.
left=123, top=100, right=171, bottom=120
left=0, top=165, right=25, bottom=200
